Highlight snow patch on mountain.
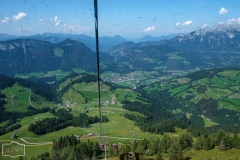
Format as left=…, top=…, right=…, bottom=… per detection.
left=173, top=24, right=240, bottom=43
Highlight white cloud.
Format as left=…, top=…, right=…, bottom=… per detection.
left=202, top=24, right=208, bottom=28
left=39, top=18, right=47, bottom=24
left=182, top=20, right=193, bottom=26
left=13, top=12, right=27, bottom=22
left=1, top=17, right=10, bottom=23
left=176, top=20, right=194, bottom=26
left=67, top=24, right=81, bottom=31
left=54, top=16, right=58, bottom=22
left=143, top=26, right=155, bottom=32
left=218, top=22, right=225, bottom=24
left=227, top=18, right=240, bottom=24
left=219, top=7, right=228, bottom=14
left=54, top=16, right=61, bottom=26
left=39, top=18, right=45, bottom=22
left=39, top=18, right=54, bottom=24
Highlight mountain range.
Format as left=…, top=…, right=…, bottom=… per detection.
left=135, top=34, right=179, bottom=42
left=0, top=24, right=240, bottom=77
left=0, top=33, right=17, bottom=41
left=0, top=33, right=179, bottom=51
left=165, top=24, right=240, bottom=51
left=104, top=24, right=240, bottom=71
left=0, top=33, right=130, bottom=51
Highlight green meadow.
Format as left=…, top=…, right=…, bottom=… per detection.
left=1, top=84, right=54, bottom=112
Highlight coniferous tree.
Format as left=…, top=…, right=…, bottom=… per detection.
left=92, top=150, right=98, bottom=160
left=232, top=134, right=240, bottom=149
left=60, top=147, right=71, bottom=160
left=109, top=143, right=114, bottom=157
left=159, top=135, right=171, bottom=153
left=50, top=142, right=61, bottom=160
left=214, top=129, right=226, bottom=146
left=148, top=137, right=158, bottom=155
left=178, top=133, right=193, bottom=150
left=131, top=140, right=138, bottom=152
left=203, top=136, right=213, bottom=151
left=168, top=144, right=177, bottom=159
left=69, top=146, right=77, bottom=160
left=219, top=139, right=226, bottom=151
left=136, top=141, right=145, bottom=154
left=155, top=151, right=163, bottom=160
left=219, top=135, right=232, bottom=150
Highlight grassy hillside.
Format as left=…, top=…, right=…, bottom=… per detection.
left=0, top=71, right=240, bottom=159
left=0, top=75, right=152, bottom=159
left=145, top=69, right=240, bottom=125
left=1, top=83, right=55, bottom=112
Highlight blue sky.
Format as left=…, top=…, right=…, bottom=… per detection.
left=0, top=0, right=240, bottom=39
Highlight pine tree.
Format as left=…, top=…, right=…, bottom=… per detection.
left=149, top=138, right=158, bottom=155
left=168, top=143, right=184, bottom=160
left=219, top=139, right=226, bottom=151
left=159, top=135, right=171, bottom=153
left=50, top=143, right=61, bottom=160
left=131, top=140, right=138, bottom=152
left=69, top=146, right=76, bottom=160
left=215, top=130, right=226, bottom=146
left=203, top=136, right=212, bottom=151
left=109, top=143, right=114, bottom=157
left=60, top=147, right=71, bottom=160
left=168, top=147, right=178, bottom=160
left=92, top=150, right=98, bottom=160
left=178, top=134, right=193, bottom=150
left=136, top=143, right=145, bottom=154
left=232, top=134, right=240, bottom=149
left=155, top=151, right=163, bottom=160
left=219, top=135, right=232, bottom=150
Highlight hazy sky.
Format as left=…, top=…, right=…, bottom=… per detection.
left=0, top=0, right=240, bottom=38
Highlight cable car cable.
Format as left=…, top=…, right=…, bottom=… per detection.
left=94, top=0, right=102, bottom=136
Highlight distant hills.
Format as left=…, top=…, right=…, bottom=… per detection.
left=0, top=33, right=129, bottom=51
left=0, top=33, right=180, bottom=51
left=0, top=33, right=17, bottom=41
left=136, top=34, right=179, bottom=42
left=0, top=39, right=97, bottom=76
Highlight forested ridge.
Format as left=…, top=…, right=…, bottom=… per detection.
left=122, top=68, right=240, bottom=137
left=28, top=108, right=108, bottom=135
left=0, top=73, right=109, bottom=136
left=0, top=73, right=99, bottom=103
left=122, top=90, right=240, bottom=136
left=0, top=102, right=50, bottom=136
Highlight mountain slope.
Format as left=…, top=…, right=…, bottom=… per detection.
left=143, top=68, right=240, bottom=125
left=99, top=35, right=129, bottom=51
left=104, top=40, right=240, bottom=74
left=137, top=34, right=179, bottom=42
left=166, top=24, right=240, bottom=51
left=0, top=39, right=96, bottom=76
left=0, top=33, right=17, bottom=41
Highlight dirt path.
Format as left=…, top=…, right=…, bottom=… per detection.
left=7, top=88, right=14, bottom=112
left=28, top=89, right=35, bottom=108
left=19, top=138, right=52, bottom=146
